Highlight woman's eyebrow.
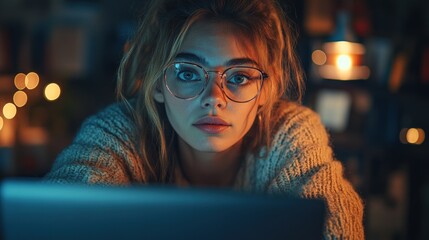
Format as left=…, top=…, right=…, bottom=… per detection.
left=225, top=58, right=258, bottom=67
left=175, top=52, right=258, bottom=67
left=175, top=52, right=208, bottom=65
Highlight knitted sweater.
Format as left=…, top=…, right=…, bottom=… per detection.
left=45, top=101, right=364, bottom=239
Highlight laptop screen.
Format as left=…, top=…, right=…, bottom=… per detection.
left=1, top=179, right=325, bottom=240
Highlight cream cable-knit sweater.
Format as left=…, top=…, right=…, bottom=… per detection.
left=45, top=101, right=364, bottom=239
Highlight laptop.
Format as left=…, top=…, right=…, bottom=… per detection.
left=1, top=179, right=325, bottom=240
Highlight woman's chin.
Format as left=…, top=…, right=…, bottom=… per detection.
left=189, top=142, right=231, bottom=153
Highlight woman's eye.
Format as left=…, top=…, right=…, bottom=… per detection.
left=227, top=74, right=249, bottom=85
left=177, top=71, right=200, bottom=81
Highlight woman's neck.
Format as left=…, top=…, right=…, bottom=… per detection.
left=177, top=138, right=243, bottom=187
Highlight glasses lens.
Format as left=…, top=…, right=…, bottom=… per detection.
left=165, top=63, right=206, bottom=99
left=223, top=67, right=263, bottom=102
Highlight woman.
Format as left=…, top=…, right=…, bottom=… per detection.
left=46, top=0, right=364, bottom=238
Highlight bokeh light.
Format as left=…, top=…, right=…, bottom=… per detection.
left=336, top=54, right=352, bottom=70
left=0, top=116, right=3, bottom=131
left=25, top=72, right=40, bottom=90
left=312, top=50, right=327, bottom=65
left=400, top=128, right=425, bottom=145
left=407, top=128, right=425, bottom=145
left=44, top=83, right=61, bottom=101
left=14, top=73, right=27, bottom=90
left=406, top=128, right=419, bottom=144
left=13, top=91, right=28, bottom=107
left=3, top=103, right=17, bottom=120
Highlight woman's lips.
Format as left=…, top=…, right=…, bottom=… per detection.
left=193, top=117, right=231, bottom=134
left=194, top=124, right=229, bottom=134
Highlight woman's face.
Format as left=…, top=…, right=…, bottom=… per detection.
left=154, top=20, right=266, bottom=153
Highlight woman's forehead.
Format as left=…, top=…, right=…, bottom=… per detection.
left=176, top=20, right=263, bottom=68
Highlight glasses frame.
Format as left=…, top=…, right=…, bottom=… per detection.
left=163, top=61, right=269, bottom=103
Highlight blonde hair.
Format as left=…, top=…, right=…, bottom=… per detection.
left=116, top=0, right=304, bottom=183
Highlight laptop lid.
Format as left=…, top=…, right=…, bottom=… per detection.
left=1, top=179, right=325, bottom=240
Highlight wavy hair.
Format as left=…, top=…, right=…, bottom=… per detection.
left=116, top=0, right=304, bottom=183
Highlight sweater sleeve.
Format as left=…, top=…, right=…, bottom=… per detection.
left=44, top=103, right=145, bottom=185
left=266, top=102, right=364, bottom=240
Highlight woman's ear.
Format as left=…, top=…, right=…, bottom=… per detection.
left=153, top=86, right=165, bottom=103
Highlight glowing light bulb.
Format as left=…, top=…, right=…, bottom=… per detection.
left=14, top=73, right=27, bottom=90
left=44, top=83, right=61, bottom=101
left=13, top=91, right=28, bottom=107
left=312, top=50, right=327, bottom=65
left=0, top=116, right=3, bottom=131
left=3, top=103, right=17, bottom=119
left=336, top=54, right=352, bottom=70
left=25, top=72, right=40, bottom=90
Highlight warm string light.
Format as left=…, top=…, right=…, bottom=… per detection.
left=44, top=83, right=61, bottom=101
left=14, top=73, right=26, bottom=90
left=13, top=91, right=28, bottom=107
left=0, top=72, right=61, bottom=132
left=3, top=103, right=17, bottom=120
left=25, top=72, right=40, bottom=90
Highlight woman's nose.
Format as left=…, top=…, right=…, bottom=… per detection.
left=200, top=73, right=227, bottom=109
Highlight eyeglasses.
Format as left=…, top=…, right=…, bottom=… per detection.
left=163, top=62, right=268, bottom=103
